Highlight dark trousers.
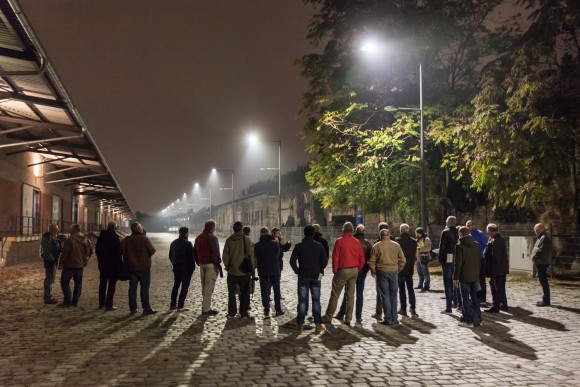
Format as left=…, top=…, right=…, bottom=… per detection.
left=44, top=260, right=58, bottom=301
left=99, top=271, right=118, bottom=308
left=442, top=262, right=454, bottom=309
left=171, top=264, right=193, bottom=309
left=398, top=274, right=416, bottom=311
left=227, top=274, right=250, bottom=316
left=61, top=268, right=83, bottom=306
left=128, top=268, right=152, bottom=312
left=490, top=275, right=508, bottom=309
left=536, top=264, right=550, bottom=305
left=477, top=272, right=487, bottom=303
left=259, top=274, right=282, bottom=314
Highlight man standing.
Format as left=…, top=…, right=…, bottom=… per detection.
left=223, top=221, right=254, bottom=318
left=396, top=224, right=418, bottom=317
left=59, top=224, right=92, bottom=307
left=312, top=224, right=330, bottom=259
left=369, top=228, right=406, bottom=325
left=254, top=227, right=283, bottom=318
left=532, top=223, right=552, bottom=307
left=438, top=216, right=459, bottom=313
left=335, top=224, right=373, bottom=323
left=122, top=222, right=157, bottom=315
left=321, top=222, right=365, bottom=325
left=415, top=227, right=432, bottom=292
left=169, top=227, right=196, bottom=312
left=290, top=225, right=328, bottom=333
left=483, top=223, right=509, bottom=313
left=40, top=223, right=62, bottom=305
left=466, top=220, right=489, bottom=305
left=193, top=219, right=221, bottom=316
left=454, top=226, right=482, bottom=328
left=372, top=222, right=390, bottom=320
left=96, top=221, right=122, bottom=311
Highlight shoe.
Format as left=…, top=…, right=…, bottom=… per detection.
left=414, top=285, right=423, bottom=289
left=342, top=320, right=351, bottom=326
left=98, top=305, right=104, bottom=309
left=241, top=314, right=251, bottom=319
left=57, top=302, right=70, bottom=307
left=143, top=309, right=158, bottom=315
left=356, top=319, right=363, bottom=324
left=397, top=309, right=408, bottom=316
left=296, top=324, right=304, bottom=333
left=536, top=301, right=550, bottom=307
left=484, top=307, right=499, bottom=313
left=227, top=314, right=236, bottom=319
left=315, top=324, right=325, bottom=333
left=202, top=309, right=219, bottom=316
left=443, top=308, right=452, bottom=314
left=500, top=305, right=509, bottom=312
left=275, top=311, right=285, bottom=317
left=264, top=315, right=271, bottom=320
left=130, top=310, right=137, bottom=315
left=452, top=303, right=458, bottom=308
left=410, top=309, right=418, bottom=316
left=421, top=286, right=430, bottom=292
left=459, top=321, right=474, bottom=328
left=371, top=313, right=382, bottom=320
left=456, top=306, right=463, bottom=312
left=44, top=299, right=58, bottom=305
left=177, top=307, right=190, bottom=312
left=321, top=315, right=332, bottom=324
left=169, top=306, right=177, bottom=311
left=334, top=314, right=344, bottom=321
left=105, top=306, right=118, bottom=311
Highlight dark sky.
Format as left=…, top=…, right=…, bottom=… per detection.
left=20, top=0, right=316, bottom=214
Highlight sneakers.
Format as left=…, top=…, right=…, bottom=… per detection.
left=420, top=286, right=430, bottom=293
left=296, top=324, right=304, bottom=333
left=275, top=311, right=285, bottom=317
left=414, top=285, right=423, bottom=289
left=105, top=306, right=118, bottom=311
left=410, top=309, right=418, bottom=316
left=459, top=321, right=474, bottom=328
left=143, top=309, right=157, bottom=315
left=356, top=319, right=363, bottom=324
left=484, top=307, right=499, bottom=313
left=321, top=315, right=332, bottom=324
left=371, top=313, right=382, bottom=320
left=44, top=299, right=58, bottom=305
left=177, top=307, right=190, bottom=312
left=334, top=314, right=344, bottom=321
left=169, top=306, right=177, bottom=311
left=452, top=303, right=458, bottom=309
left=536, top=301, right=550, bottom=307
left=443, top=308, right=452, bottom=314
left=315, top=324, right=325, bottom=333
left=202, top=309, right=219, bottom=316
left=397, top=309, right=408, bottom=316
left=264, top=315, right=271, bottom=320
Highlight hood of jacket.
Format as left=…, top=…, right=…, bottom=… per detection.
left=459, top=234, right=477, bottom=248
left=260, top=234, right=275, bottom=242
left=228, top=232, right=245, bottom=242
left=70, top=233, right=87, bottom=242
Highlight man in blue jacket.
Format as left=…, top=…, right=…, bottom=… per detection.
left=254, top=227, right=282, bottom=318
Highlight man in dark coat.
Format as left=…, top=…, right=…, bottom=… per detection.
left=169, top=227, right=196, bottom=312
left=438, top=216, right=459, bottom=313
left=454, top=226, right=482, bottom=327
left=483, top=223, right=509, bottom=313
left=40, top=223, right=62, bottom=305
left=532, top=223, right=553, bottom=307
left=313, top=223, right=330, bottom=258
left=96, top=221, right=122, bottom=310
left=396, top=224, right=418, bottom=316
left=254, top=227, right=282, bottom=318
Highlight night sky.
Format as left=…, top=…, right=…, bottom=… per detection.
left=19, top=0, right=316, bottom=214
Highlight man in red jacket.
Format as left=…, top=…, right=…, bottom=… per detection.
left=322, top=222, right=365, bottom=325
left=193, top=219, right=221, bottom=316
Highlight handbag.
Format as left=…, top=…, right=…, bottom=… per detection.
left=117, top=237, right=132, bottom=281
left=238, top=236, right=253, bottom=274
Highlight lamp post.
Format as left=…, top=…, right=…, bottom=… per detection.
left=212, top=168, right=234, bottom=224
left=194, top=183, right=212, bottom=219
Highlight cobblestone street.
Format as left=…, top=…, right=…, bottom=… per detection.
left=0, top=232, right=579, bottom=386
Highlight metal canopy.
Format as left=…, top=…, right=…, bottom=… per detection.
left=0, top=0, right=134, bottom=219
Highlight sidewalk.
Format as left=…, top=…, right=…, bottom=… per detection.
left=0, top=232, right=578, bottom=386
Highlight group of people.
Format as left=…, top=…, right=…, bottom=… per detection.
left=40, top=217, right=553, bottom=332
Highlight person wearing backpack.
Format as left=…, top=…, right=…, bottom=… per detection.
left=40, top=223, right=62, bottom=305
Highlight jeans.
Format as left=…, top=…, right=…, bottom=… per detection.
left=323, top=267, right=358, bottom=323
left=61, top=268, right=83, bottom=306
left=259, top=274, right=282, bottom=315
left=460, top=282, right=481, bottom=324
left=489, top=275, right=508, bottom=309
left=376, top=270, right=398, bottom=324
left=536, top=264, right=550, bottom=305
left=297, top=277, right=322, bottom=325
left=416, top=261, right=424, bottom=287
left=337, top=266, right=368, bottom=320
left=43, top=260, right=57, bottom=302
left=398, top=274, right=416, bottom=311
left=442, top=262, right=454, bottom=309
left=419, top=261, right=430, bottom=288
left=477, top=270, right=487, bottom=303
left=200, top=263, right=218, bottom=312
left=170, top=263, right=193, bottom=309
left=99, top=272, right=118, bottom=308
left=227, top=274, right=250, bottom=316
left=128, top=268, right=152, bottom=312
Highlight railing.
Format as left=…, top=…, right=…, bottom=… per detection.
left=7, top=215, right=107, bottom=237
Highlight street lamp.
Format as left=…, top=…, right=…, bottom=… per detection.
left=212, top=168, right=235, bottom=224
left=247, top=134, right=282, bottom=226
left=194, top=182, right=212, bottom=219
left=361, top=42, right=426, bottom=229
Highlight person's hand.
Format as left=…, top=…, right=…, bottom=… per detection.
left=453, top=280, right=459, bottom=288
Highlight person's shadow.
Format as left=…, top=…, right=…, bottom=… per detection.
left=551, top=305, right=580, bottom=315
left=509, top=306, right=568, bottom=331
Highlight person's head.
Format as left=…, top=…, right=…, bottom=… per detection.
left=415, top=227, right=425, bottom=238
left=260, top=227, right=269, bottom=235
left=204, top=219, right=216, bottom=232
left=466, top=220, right=475, bottom=230
left=233, top=221, right=243, bottom=233
left=107, top=221, right=116, bottom=231
left=355, top=224, right=365, bottom=235
left=70, top=224, right=81, bottom=234
left=304, top=225, right=315, bottom=238
left=380, top=228, right=390, bottom=240
left=342, top=221, right=354, bottom=234
left=130, top=222, right=143, bottom=234
left=400, top=223, right=410, bottom=235
left=446, top=216, right=457, bottom=227
left=48, top=223, right=58, bottom=236
left=534, top=223, right=545, bottom=236
left=459, top=226, right=470, bottom=237
left=271, top=227, right=281, bottom=238
left=243, top=226, right=251, bottom=236
left=312, top=224, right=321, bottom=233
left=178, top=226, right=189, bottom=238
left=486, top=223, right=498, bottom=237
left=378, top=222, right=389, bottom=231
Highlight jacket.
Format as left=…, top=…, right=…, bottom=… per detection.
left=417, top=236, right=432, bottom=260
left=121, top=233, right=156, bottom=272
left=276, top=239, right=291, bottom=271
left=169, top=236, right=195, bottom=272
left=331, top=232, right=365, bottom=273
left=396, top=233, right=417, bottom=276
left=290, top=237, right=328, bottom=278
left=532, top=231, right=552, bottom=265
left=40, top=232, right=62, bottom=262
left=470, top=228, right=488, bottom=258
left=254, top=234, right=281, bottom=277
left=95, top=229, right=122, bottom=274
left=454, top=235, right=481, bottom=282
left=369, top=239, right=406, bottom=273
left=484, top=233, right=509, bottom=276
left=223, top=232, right=255, bottom=276
left=313, top=232, right=330, bottom=258
left=438, top=226, right=459, bottom=264
left=354, top=232, right=373, bottom=264
left=193, top=230, right=221, bottom=266
left=60, top=233, right=92, bottom=270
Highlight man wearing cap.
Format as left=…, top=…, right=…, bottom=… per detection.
left=532, top=223, right=552, bottom=307
left=415, top=227, right=432, bottom=292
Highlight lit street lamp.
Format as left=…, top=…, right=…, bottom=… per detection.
left=194, top=182, right=212, bottom=219
left=212, top=168, right=235, bottom=224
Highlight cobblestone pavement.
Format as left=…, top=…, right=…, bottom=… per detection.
left=1, top=232, right=579, bottom=386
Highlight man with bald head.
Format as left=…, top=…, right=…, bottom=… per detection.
left=532, top=223, right=553, bottom=307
